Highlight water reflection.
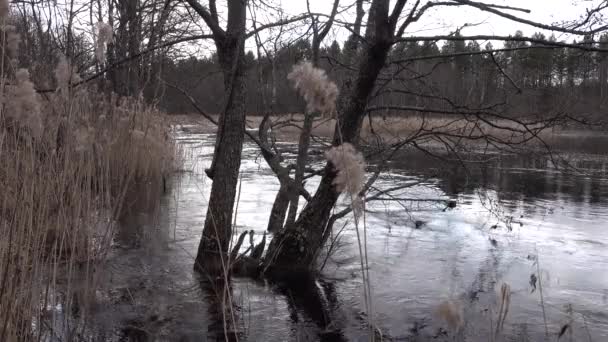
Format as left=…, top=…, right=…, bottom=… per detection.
left=75, top=126, right=608, bottom=341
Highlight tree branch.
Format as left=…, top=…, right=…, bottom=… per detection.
left=165, top=81, right=313, bottom=202
left=389, top=0, right=409, bottom=32
left=37, top=34, right=214, bottom=93
left=245, top=13, right=311, bottom=39
left=454, top=0, right=607, bottom=35
left=318, top=0, right=340, bottom=42
left=390, top=45, right=571, bottom=64
left=395, top=35, right=608, bottom=52
left=183, top=0, right=226, bottom=40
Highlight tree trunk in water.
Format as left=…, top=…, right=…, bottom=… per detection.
left=194, top=1, right=248, bottom=277
left=278, top=14, right=333, bottom=229
left=263, top=1, right=393, bottom=274
left=257, top=46, right=290, bottom=233
left=267, top=183, right=290, bottom=232
left=195, top=46, right=247, bottom=276
left=285, top=113, right=314, bottom=226
left=263, top=163, right=340, bottom=273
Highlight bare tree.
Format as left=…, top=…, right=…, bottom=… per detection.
left=259, top=0, right=608, bottom=274
left=262, top=0, right=398, bottom=273
left=17, top=0, right=607, bottom=281
left=181, top=0, right=250, bottom=277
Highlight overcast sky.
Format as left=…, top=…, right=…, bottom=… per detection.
left=265, top=0, right=605, bottom=48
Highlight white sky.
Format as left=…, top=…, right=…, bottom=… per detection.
left=185, top=0, right=607, bottom=55
left=262, top=0, right=605, bottom=48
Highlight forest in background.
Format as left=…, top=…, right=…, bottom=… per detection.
left=161, top=32, right=608, bottom=125
left=5, top=0, right=608, bottom=128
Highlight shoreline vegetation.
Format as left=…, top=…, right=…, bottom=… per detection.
left=0, top=73, right=178, bottom=340
left=0, top=5, right=178, bottom=338
left=170, top=113, right=608, bottom=155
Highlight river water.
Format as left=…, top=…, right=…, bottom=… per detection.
left=80, top=125, right=608, bottom=341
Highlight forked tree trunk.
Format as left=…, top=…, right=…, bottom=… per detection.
left=272, top=0, right=340, bottom=230
left=194, top=1, right=248, bottom=277
left=267, top=183, right=289, bottom=232
left=285, top=113, right=314, bottom=226
left=263, top=0, right=393, bottom=274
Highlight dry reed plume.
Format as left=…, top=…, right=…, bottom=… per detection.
left=325, top=142, right=366, bottom=217
left=95, top=22, right=113, bottom=63
left=287, top=60, right=339, bottom=115
left=0, top=0, right=8, bottom=20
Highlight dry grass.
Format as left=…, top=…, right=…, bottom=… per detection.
left=173, top=113, right=557, bottom=147
left=360, top=115, right=557, bottom=144
left=0, top=73, right=176, bottom=340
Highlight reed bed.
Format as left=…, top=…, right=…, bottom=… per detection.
left=0, top=63, right=177, bottom=340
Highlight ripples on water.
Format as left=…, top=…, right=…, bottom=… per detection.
left=76, top=125, right=608, bottom=341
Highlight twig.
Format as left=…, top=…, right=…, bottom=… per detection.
left=536, top=249, right=549, bottom=338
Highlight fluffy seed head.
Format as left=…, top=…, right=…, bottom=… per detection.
left=326, top=143, right=366, bottom=218
left=95, top=22, right=113, bottom=63
left=15, top=67, right=28, bottom=83
left=0, top=0, right=9, bottom=20
left=7, top=68, right=43, bottom=138
left=325, top=143, right=365, bottom=195
left=75, top=127, right=89, bottom=148
left=5, top=25, right=20, bottom=58
left=54, top=55, right=81, bottom=89
left=55, top=55, right=71, bottom=88
left=288, top=61, right=338, bottom=115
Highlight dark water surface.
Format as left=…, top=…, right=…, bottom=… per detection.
left=81, top=126, right=608, bottom=341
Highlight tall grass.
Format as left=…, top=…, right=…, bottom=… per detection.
left=0, top=21, right=176, bottom=341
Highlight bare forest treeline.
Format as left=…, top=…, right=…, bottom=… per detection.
left=160, top=33, right=608, bottom=125
left=7, top=2, right=606, bottom=127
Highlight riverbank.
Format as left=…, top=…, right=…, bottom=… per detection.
left=60, top=126, right=608, bottom=341
left=0, top=93, right=177, bottom=340
left=169, top=113, right=608, bottom=156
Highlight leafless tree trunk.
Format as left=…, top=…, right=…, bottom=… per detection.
left=250, top=17, right=290, bottom=232
left=143, top=0, right=173, bottom=100
left=336, top=0, right=365, bottom=120
left=186, top=0, right=249, bottom=278
left=264, top=0, right=394, bottom=274
left=112, top=0, right=142, bottom=96
left=284, top=0, right=340, bottom=227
